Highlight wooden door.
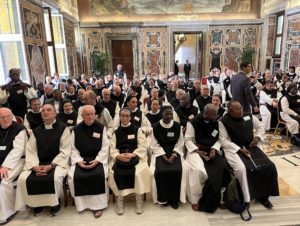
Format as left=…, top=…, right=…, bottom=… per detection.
left=111, top=40, right=134, bottom=80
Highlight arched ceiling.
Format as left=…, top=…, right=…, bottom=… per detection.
left=77, top=0, right=261, bottom=25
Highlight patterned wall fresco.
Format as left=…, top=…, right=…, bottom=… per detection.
left=284, top=13, right=300, bottom=70
left=138, top=28, right=169, bottom=76
left=81, top=29, right=105, bottom=76
left=208, top=25, right=260, bottom=72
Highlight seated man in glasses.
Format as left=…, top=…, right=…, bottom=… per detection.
left=219, top=101, right=279, bottom=210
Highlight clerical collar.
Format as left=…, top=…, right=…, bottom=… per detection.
left=44, top=119, right=56, bottom=129
left=29, top=109, right=41, bottom=114
left=159, top=119, right=174, bottom=128
left=204, top=120, right=210, bottom=123
left=149, top=110, right=160, bottom=115
left=131, top=107, right=138, bottom=113
left=121, top=122, right=131, bottom=127
left=64, top=111, right=73, bottom=114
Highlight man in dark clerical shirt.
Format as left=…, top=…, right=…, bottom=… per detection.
left=0, top=68, right=37, bottom=118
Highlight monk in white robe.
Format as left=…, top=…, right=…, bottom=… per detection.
left=150, top=107, right=187, bottom=209
left=68, top=105, right=109, bottom=218
left=108, top=108, right=151, bottom=215
left=16, top=104, right=71, bottom=217
left=0, top=108, right=27, bottom=224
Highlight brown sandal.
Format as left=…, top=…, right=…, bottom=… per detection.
left=93, top=210, right=103, bottom=218
left=191, top=204, right=199, bottom=211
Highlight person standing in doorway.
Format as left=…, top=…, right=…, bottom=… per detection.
left=174, top=60, right=179, bottom=76
left=184, top=60, right=191, bottom=82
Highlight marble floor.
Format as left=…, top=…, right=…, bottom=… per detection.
left=8, top=133, right=300, bottom=226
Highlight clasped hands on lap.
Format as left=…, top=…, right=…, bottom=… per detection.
left=116, top=153, right=136, bottom=162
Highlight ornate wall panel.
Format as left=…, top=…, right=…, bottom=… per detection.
left=284, top=13, right=300, bottom=70
left=208, top=25, right=259, bottom=72
left=267, top=16, right=276, bottom=56
left=80, top=29, right=105, bottom=76
left=20, top=0, right=49, bottom=85
left=138, top=28, right=169, bottom=76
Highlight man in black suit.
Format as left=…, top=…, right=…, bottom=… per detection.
left=230, top=62, right=259, bottom=113
left=174, top=60, right=179, bottom=75
left=184, top=60, right=191, bottom=82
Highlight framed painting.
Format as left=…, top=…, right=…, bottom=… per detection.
left=26, top=43, right=47, bottom=86
left=20, top=0, right=44, bottom=41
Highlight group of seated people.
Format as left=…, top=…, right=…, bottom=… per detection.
left=0, top=67, right=286, bottom=224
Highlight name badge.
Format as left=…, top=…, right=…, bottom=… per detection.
left=243, top=115, right=251, bottom=121
left=67, top=120, right=73, bottom=124
left=17, top=89, right=23, bottom=94
left=211, top=129, right=218, bottom=137
left=167, top=132, right=175, bottom=137
left=188, top=115, right=194, bottom=120
left=0, top=146, right=6, bottom=151
left=134, top=116, right=140, bottom=121
left=93, top=132, right=101, bottom=138
left=128, top=134, right=135, bottom=139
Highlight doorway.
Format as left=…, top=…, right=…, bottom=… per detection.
left=173, top=32, right=203, bottom=81
left=111, top=40, right=134, bottom=80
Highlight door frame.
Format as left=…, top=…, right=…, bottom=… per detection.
left=105, top=34, right=138, bottom=77
left=169, top=25, right=209, bottom=79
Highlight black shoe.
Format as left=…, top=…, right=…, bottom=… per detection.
left=33, top=207, right=44, bottom=217
left=0, top=213, right=16, bottom=225
left=260, top=199, right=273, bottom=209
left=50, top=199, right=62, bottom=216
left=170, top=201, right=179, bottom=209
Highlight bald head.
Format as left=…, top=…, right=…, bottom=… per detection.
left=227, top=101, right=243, bottom=118
left=203, top=104, right=218, bottom=122
left=82, top=105, right=96, bottom=126
left=0, top=108, right=13, bottom=129
left=83, top=90, right=97, bottom=105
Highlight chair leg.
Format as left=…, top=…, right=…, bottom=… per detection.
left=273, top=123, right=280, bottom=136
left=143, top=193, right=146, bottom=201
left=63, top=177, right=68, bottom=207
left=286, top=125, right=289, bottom=141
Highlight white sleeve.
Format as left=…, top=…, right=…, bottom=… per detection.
left=95, top=127, right=110, bottom=164
left=2, top=129, right=27, bottom=169
left=259, top=90, right=273, bottom=105
left=77, top=106, right=83, bottom=124
left=70, top=131, right=83, bottom=165
left=192, top=99, right=200, bottom=110
left=149, top=133, right=165, bottom=158
left=25, top=87, right=38, bottom=100
left=0, top=88, right=9, bottom=104
left=281, top=96, right=297, bottom=116
left=173, top=127, right=184, bottom=157
left=253, top=116, right=265, bottom=138
left=218, top=121, right=240, bottom=154
left=184, top=122, right=198, bottom=153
